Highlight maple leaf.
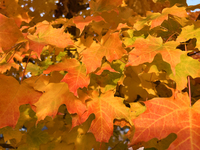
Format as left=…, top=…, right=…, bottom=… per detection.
left=82, top=32, right=127, bottom=74
left=0, top=0, right=31, bottom=30
left=27, top=21, right=74, bottom=56
left=169, top=54, right=200, bottom=90
left=43, top=58, right=90, bottom=96
left=90, top=70, right=122, bottom=93
left=0, top=75, right=42, bottom=128
left=73, top=16, right=105, bottom=34
left=130, top=90, right=200, bottom=150
left=81, top=42, right=105, bottom=74
left=111, top=59, right=126, bottom=73
left=89, top=0, right=123, bottom=12
left=62, top=114, right=100, bottom=150
left=0, top=126, right=23, bottom=143
left=131, top=133, right=177, bottom=150
left=17, top=125, right=50, bottom=149
left=176, top=25, right=200, bottom=49
left=95, top=62, right=117, bottom=75
left=28, top=39, right=46, bottom=59
left=126, top=35, right=186, bottom=73
left=99, top=9, right=129, bottom=30
left=121, top=66, right=151, bottom=102
left=34, top=82, right=86, bottom=122
left=22, top=62, right=41, bottom=76
left=2, top=0, right=200, bottom=149
left=13, top=11, right=31, bottom=28
left=134, top=5, right=187, bottom=30
left=0, top=14, right=23, bottom=51
left=24, top=75, right=50, bottom=92
left=122, top=29, right=145, bottom=47
left=0, top=63, right=19, bottom=73
left=81, top=90, right=131, bottom=142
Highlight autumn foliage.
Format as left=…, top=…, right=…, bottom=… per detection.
left=1, top=0, right=200, bottom=149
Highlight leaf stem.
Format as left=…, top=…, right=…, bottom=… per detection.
left=165, top=32, right=178, bottom=43
left=184, top=44, right=191, bottom=106
left=6, top=50, right=16, bottom=63
left=188, top=76, right=191, bottom=107
left=119, top=58, right=126, bottom=64
left=1, top=43, right=24, bottom=63
left=0, top=47, right=14, bottom=63
left=94, top=37, right=102, bottom=46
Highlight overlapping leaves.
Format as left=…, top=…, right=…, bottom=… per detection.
left=1, top=0, right=200, bottom=149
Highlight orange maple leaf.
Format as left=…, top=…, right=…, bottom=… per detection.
left=28, top=39, right=46, bottom=59
left=82, top=32, right=127, bottom=74
left=126, top=35, right=186, bottom=73
left=73, top=15, right=105, bottom=34
left=134, top=5, right=187, bottom=30
left=0, top=75, right=42, bottom=128
left=27, top=21, right=74, bottom=57
left=34, top=82, right=86, bottom=122
left=43, top=58, right=90, bottom=96
left=0, top=14, right=23, bottom=51
left=130, top=90, right=200, bottom=150
left=81, top=90, right=131, bottom=142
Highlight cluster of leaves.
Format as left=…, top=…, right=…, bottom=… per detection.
left=1, top=0, right=200, bottom=149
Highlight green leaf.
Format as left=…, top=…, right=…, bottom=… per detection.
left=18, top=125, right=50, bottom=150
left=122, top=29, right=145, bottom=47
left=23, top=63, right=41, bottom=76
left=90, top=70, right=123, bottom=92
left=177, top=25, right=200, bottom=49
left=143, top=133, right=177, bottom=150
left=56, top=51, right=67, bottom=62
left=170, top=54, right=200, bottom=90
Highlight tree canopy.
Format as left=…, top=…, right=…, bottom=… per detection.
left=1, top=0, right=200, bottom=149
